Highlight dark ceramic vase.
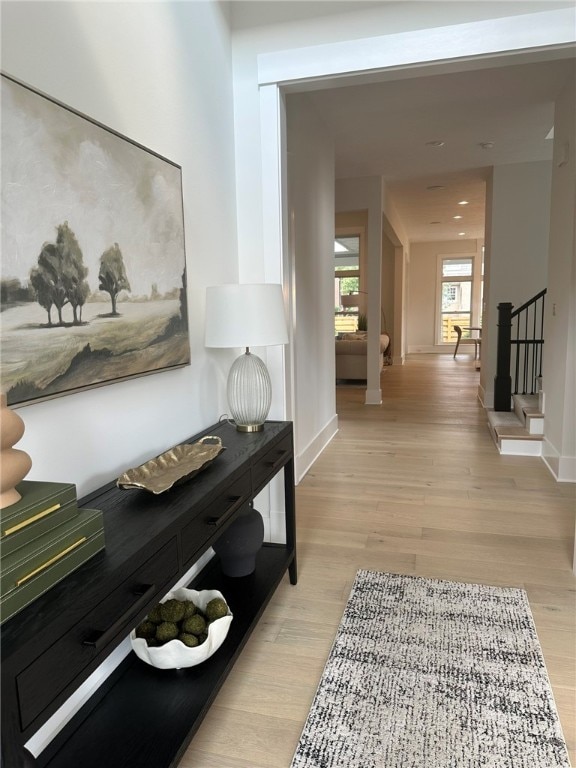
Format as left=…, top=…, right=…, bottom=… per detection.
left=213, top=503, right=264, bottom=577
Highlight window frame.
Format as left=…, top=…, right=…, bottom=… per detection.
left=435, top=253, right=482, bottom=346
left=334, top=228, right=365, bottom=335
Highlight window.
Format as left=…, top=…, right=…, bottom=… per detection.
left=443, top=285, right=457, bottom=304
left=334, top=235, right=361, bottom=334
left=438, top=257, right=474, bottom=344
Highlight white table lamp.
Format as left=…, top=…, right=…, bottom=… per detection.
left=205, top=284, right=288, bottom=432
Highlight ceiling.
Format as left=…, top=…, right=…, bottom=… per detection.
left=301, top=57, right=574, bottom=242
left=227, top=1, right=574, bottom=243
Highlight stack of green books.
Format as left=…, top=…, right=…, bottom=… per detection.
left=0, top=480, right=105, bottom=625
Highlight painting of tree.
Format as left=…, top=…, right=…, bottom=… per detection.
left=98, top=244, right=131, bottom=316
left=1, top=74, right=191, bottom=406
left=28, top=222, right=91, bottom=326
left=57, top=222, right=90, bottom=324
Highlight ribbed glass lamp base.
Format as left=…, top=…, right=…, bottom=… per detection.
left=227, top=351, right=272, bottom=432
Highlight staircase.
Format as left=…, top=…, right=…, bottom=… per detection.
left=487, top=382, right=545, bottom=456
left=489, top=290, right=546, bottom=456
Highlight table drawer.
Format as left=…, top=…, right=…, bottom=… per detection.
left=252, top=434, right=292, bottom=494
left=181, top=471, right=251, bottom=566
left=16, top=537, right=178, bottom=731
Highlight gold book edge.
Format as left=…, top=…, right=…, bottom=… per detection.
left=3, top=503, right=61, bottom=537
left=15, top=537, right=87, bottom=586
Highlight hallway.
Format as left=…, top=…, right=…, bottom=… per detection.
left=185, top=354, right=575, bottom=767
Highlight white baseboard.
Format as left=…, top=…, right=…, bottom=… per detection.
left=407, top=345, right=479, bottom=354
left=542, top=438, right=576, bottom=482
left=478, top=382, right=491, bottom=408
left=295, top=413, right=338, bottom=484
left=407, top=345, right=440, bottom=353
left=365, top=388, right=382, bottom=405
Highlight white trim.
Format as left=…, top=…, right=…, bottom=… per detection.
left=365, top=388, right=382, bottom=405
left=295, top=414, right=339, bottom=483
left=436, top=253, right=477, bottom=346
left=260, top=84, right=291, bottom=430
left=407, top=345, right=479, bottom=354
left=499, top=438, right=542, bottom=456
left=557, top=456, right=576, bottom=483
left=257, top=9, right=576, bottom=86
left=542, top=438, right=576, bottom=482
left=407, top=346, right=439, bottom=353
left=477, top=382, right=490, bottom=409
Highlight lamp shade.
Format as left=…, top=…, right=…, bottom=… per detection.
left=205, top=284, right=288, bottom=349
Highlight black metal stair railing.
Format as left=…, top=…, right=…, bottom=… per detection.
left=493, top=289, right=546, bottom=411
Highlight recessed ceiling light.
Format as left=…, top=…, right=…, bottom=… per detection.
left=458, top=232, right=466, bottom=236
left=425, top=140, right=445, bottom=147
left=479, top=141, right=495, bottom=150
left=458, top=200, right=469, bottom=205
left=427, top=185, right=445, bottom=190
left=453, top=215, right=463, bottom=220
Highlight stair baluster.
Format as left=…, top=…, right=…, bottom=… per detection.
left=494, top=290, right=546, bottom=411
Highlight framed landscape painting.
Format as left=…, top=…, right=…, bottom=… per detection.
left=1, top=73, right=190, bottom=407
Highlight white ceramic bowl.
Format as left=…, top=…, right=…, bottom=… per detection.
left=130, top=587, right=233, bottom=669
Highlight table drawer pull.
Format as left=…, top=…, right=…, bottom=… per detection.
left=82, top=583, right=156, bottom=650
left=264, top=450, right=289, bottom=473
left=207, top=495, right=244, bottom=527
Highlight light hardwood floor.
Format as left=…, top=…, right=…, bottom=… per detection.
left=182, top=354, right=576, bottom=767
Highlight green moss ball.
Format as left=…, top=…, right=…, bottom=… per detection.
left=182, top=614, right=207, bottom=636
left=160, top=599, right=186, bottom=623
left=178, top=633, right=199, bottom=648
left=155, top=621, right=180, bottom=644
left=135, top=620, right=157, bottom=640
left=205, top=597, right=228, bottom=622
left=182, top=601, right=197, bottom=619
left=147, top=603, right=163, bottom=624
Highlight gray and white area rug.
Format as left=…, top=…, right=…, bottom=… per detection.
left=291, top=570, right=570, bottom=768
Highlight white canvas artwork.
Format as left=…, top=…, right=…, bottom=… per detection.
left=1, top=74, right=190, bottom=406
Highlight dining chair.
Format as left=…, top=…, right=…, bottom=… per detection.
left=453, top=325, right=481, bottom=360
left=453, top=325, right=463, bottom=357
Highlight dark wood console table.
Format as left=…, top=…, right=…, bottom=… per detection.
left=1, top=420, right=297, bottom=768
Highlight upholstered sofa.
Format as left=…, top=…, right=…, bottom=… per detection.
left=335, top=332, right=390, bottom=380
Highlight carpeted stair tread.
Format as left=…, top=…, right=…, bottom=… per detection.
left=487, top=408, right=544, bottom=443
left=513, top=393, right=539, bottom=410
left=487, top=410, right=523, bottom=427
left=523, top=406, right=544, bottom=417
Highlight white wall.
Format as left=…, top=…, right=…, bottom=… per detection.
left=482, top=161, right=552, bottom=406
left=1, top=1, right=238, bottom=497
left=232, top=3, right=574, bottom=455
left=407, top=239, right=482, bottom=352
left=382, top=232, right=395, bottom=343
left=286, top=94, right=337, bottom=479
left=336, top=176, right=384, bottom=403
left=543, top=71, right=576, bottom=482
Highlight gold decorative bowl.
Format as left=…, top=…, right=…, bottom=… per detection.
left=117, top=436, right=225, bottom=494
